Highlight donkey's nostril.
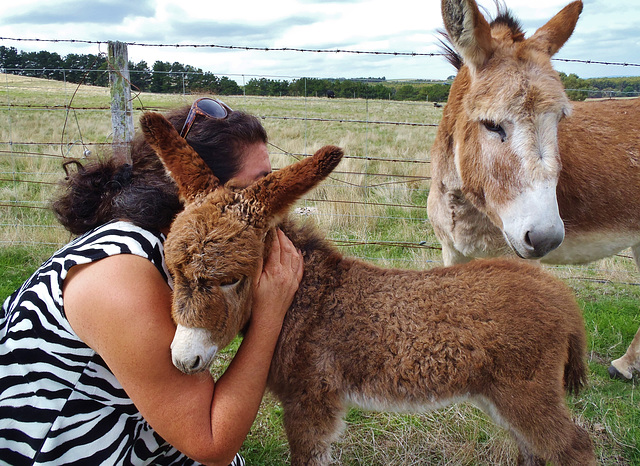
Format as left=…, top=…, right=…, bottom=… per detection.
left=171, top=325, right=219, bottom=373
left=522, top=227, right=564, bottom=258
left=189, top=356, right=201, bottom=371
left=524, top=231, right=533, bottom=248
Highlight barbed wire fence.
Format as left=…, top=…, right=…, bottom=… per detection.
left=1, top=38, right=640, bottom=286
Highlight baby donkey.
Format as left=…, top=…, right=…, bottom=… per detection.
left=141, top=112, right=594, bottom=465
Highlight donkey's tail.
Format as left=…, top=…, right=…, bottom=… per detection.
left=564, top=328, right=588, bottom=396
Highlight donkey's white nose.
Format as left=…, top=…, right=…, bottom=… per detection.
left=171, top=325, right=218, bottom=374
left=499, top=181, right=564, bottom=260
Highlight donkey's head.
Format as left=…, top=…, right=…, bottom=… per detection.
left=140, top=112, right=343, bottom=373
left=440, top=0, right=582, bottom=258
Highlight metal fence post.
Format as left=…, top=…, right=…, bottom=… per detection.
left=108, top=41, right=134, bottom=164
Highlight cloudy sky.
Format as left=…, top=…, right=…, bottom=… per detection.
left=0, top=0, right=639, bottom=82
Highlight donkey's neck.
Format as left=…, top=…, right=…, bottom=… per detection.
left=430, top=66, right=471, bottom=193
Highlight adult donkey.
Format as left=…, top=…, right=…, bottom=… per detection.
left=427, top=0, right=640, bottom=379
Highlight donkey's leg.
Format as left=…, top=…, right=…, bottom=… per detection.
left=609, top=326, right=640, bottom=380
left=482, top=384, right=595, bottom=466
left=281, top=393, right=346, bottom=466
left=609, top=244, right=640, bottom=379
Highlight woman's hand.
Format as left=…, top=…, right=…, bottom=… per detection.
left=250, top=229, right=303, bottom=332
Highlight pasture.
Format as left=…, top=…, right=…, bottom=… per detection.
left=1, top=73, right=638, bottom=464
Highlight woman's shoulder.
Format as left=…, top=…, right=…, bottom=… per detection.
left=62, top=234, right=175, bottom=362
left=61, top=220, right=170, bottom=284
left=69, top=220, right=165, bottom=256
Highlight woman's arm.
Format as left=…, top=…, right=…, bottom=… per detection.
left=63, top=229, right=302, bottom=465
left=203, top=229, right=304, bottom=460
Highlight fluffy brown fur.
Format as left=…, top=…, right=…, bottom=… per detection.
left=428, top=0, right=640, bottom=380
left=140, top=112, right=595, bottom=465
left=274, top=222, right=593, bottom=465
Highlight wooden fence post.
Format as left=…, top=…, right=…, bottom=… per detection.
left=108, top=41, right=134, bottom=164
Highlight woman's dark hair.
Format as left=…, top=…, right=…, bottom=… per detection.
left=52, top=105, right=268, bottom=235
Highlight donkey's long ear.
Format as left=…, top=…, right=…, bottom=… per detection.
left=241, top=145, right=343, bottom=222
left=140, top=112, right=220, bottom=202
left=525, top=1, right=582, bottom=56
left=441, top=0, right=494, bottom=72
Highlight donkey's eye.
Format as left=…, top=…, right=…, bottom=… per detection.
left=482, top=120, right=507, bottom=142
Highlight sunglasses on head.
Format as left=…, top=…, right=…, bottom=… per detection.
left=179, top=98, right=232, bottom=139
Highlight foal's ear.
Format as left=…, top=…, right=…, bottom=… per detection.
left=526, top=1, right=582, bottom=56
left=241, top=145, right=343, bottom=222
left=441, top=0, right=494, bottom=72
left=140, top=112, right=220, bottom=202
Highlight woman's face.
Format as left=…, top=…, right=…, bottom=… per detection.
left=234, top=142, right=272, bottom=188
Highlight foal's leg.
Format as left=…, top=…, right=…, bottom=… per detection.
left=514, top=445, right=546, bottom=466
left=281, top=393, right=346, bottom=466
left=484, top=384, right=595, bottom=466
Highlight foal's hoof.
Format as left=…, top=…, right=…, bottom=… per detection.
left=608, top=365, right=632, bottom=381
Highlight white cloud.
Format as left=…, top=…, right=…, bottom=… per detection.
left=0, top=0, right=638, bottom=80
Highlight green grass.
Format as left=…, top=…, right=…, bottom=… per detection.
left=0, top=245, right=55, bottom=301
left=573, top=284, right=640, bottom=464
left=2, top=73, right=640, bottom=464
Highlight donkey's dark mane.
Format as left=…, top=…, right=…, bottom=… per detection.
left=491, top=5, right=525, bottom=40
left=439, top=2, right=524, bottom=71
left=438, top=31, right=463, bottom=71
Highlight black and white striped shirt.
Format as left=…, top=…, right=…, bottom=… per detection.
left=0, top=221, right=244, bottom=466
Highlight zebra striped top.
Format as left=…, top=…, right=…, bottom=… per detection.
left=0, top=221, right=244, bottom=466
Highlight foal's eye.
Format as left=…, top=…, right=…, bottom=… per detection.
left=482, top=120, right=507, bottom=142
left=219, top=277, right=241, bottom=287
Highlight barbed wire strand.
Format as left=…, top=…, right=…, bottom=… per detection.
left=1, top=37, right=639, bottom=67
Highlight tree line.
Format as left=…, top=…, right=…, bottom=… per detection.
left=243, top=77, right=452, bottom=102
left=559, top=72, right=640, bottom=100
left=1, top=46, right=638, bottom=102
left=0, top=46, right=450, bottom=101
left=0, top=46, right=242, bottom=96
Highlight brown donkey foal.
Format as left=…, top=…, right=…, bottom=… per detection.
left=141, top=112, right=595, bottom=465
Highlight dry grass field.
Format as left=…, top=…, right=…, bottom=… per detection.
left=0, top=73, right=441, bottom=266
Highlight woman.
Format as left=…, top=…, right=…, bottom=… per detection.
left=0, top=99, right=303, bottom=465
